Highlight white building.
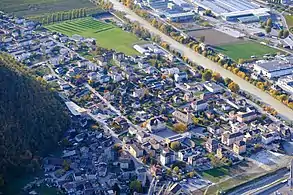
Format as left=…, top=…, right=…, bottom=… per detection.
left=203, top=82, right=224, bottom=93
left=277, top=75, right=293, bottom=95
left=253, top=60, right=293, bottom=79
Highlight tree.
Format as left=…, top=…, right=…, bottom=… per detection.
left=284, top=30, right=289, bottom=38
left=265, top=26, right=272, bottom=34
left=202, top=70, right=212, bottom=81
left=130, top=180, right=142, bottom=192
left=173, top=123, right=187, bottom=133
left=266, top=18, right=272, bottom=27
left=212, top=72, right=221, bottom=82
left=228, top=82, right=240, bottom=93
left=170, top=141, right=181, bottom=151
left=173, top=166, right=179, bottom=173
left=278, top=29, right=284, bottom=38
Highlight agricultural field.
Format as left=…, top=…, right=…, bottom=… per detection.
left=215, top=41, right=279, bottom=61
left=0, top=0, right=94, bottom=17
left=188, top=29, right=241, bottom=46
left=46, top=17, right=142, bottom=56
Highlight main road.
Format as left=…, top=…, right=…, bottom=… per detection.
left=108, top=0, right=293, bottom=121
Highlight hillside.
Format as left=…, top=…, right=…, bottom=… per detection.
left=0, top=54, right=70, bottom=186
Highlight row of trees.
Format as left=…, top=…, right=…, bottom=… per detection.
left=30, top=8, right=91, bottom=25
left=94, top=0, right=114, bottom=10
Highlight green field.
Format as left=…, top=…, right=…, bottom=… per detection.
left=216, top=41, right=279, bottom=61
left=285, top=15, right=293, bottom=33
left=46, top=17, right=142, bottom=56
left=0, top=0, right=94, bottom=16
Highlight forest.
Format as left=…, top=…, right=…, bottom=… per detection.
left=0, top=54, right=70, bottom=187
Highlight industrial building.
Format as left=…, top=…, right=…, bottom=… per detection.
left=253, top=60, right=293, bottom=79
left=277, top=75, right=293, bottom=95
left=166, top=11, right=195, bottom=22
left=193, top=0, right=270, bottom=22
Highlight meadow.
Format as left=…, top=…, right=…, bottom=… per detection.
left=46, top=17, right=143, bottom=56
left=215, top=41, right=279, bottom=61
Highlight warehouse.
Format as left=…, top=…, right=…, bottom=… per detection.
left=193, top=0, right=270, bottom=22
left=166, top=11, right=195, bottom=22
left=253, top=60, right=293, bottom=79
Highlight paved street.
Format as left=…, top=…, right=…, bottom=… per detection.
left=108, top=0, right=293, bottom=121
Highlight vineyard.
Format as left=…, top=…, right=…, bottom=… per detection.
left=46, top=17, right=143, bottom=55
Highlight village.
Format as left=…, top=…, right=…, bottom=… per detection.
left=1, top=10, right=293, bottom=195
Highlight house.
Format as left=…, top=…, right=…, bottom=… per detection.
left=233, top=141, right=246, bottom=154
left=177, top=148, right=193, bottom=161
left=187, top=153, right=200, bottom=166
left=164, top=67, right=180, bottom=75
left=204, top=82, right=224, bottom=93
left=136, top=131, right=150, bottom=143
left=191, top=99, right=208, bottom=112
left=160, top=149, right=175, bottom=166
left=221, top=131, right=244, bottom=146
left=119, top=158, right=131, bottom=169
left=205, top=138, right=219, bottom=153
left=172, top=110, right=193, bottom=125
left=261, top=132, right=280, bottom=145
left=174, top=72, right=188, bottom=82
left=132, top=88, right=148, bottom=99
left=129, top=144, right=144, bottom=158
left=237, top=111, right=257, bottom=123
left=136, top=167, right=147, bottom=186
left=146, top=117, right=166, bottom=132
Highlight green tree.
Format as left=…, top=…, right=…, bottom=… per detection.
left=284, top=30, right=289, bottom=38
left=202, top=70, right=212, bottom=81
left=265, top=26, right=272, bottom=34
left=173, top=166, right=179, bottom=173
left=266, top=18, right=272, bottom=27
left=278, top=29, right=284, bottom=38
left=130, top=180, right=142, bottom=192
left=170, top=141, right=181, bottom=151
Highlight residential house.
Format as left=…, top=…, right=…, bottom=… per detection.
left=221, top=131, right=244, bottom=146
left=174, top=72, right=188, bottom=82
left=205, top=138, right=219, bottom=153
left=136, top=131, right=150, bottom=143
left=160, top=149, right=175, bottom=166
left=172, top=110, right=193, bottom=125
left=237, top=111, right=258, bottom=123
left=261, top=132, right=280, bottom=145
left=191, top=99, right=208, bottom=112
left=129, top=144, right=144, bottom=158
left=204, top=82, right=224, bottom=93
left=146, top=117, right=166, bottom=132
left=233, top=141, right=246, bottom=154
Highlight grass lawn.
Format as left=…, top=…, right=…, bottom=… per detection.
left=200, top=167, right=229, bottom=183
left=215, top=41, right=279, bottom=61
left=285, top=15, right=293, bottom=33
left=46, top=17, right=143, bottom=56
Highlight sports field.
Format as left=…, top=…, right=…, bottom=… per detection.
left=46, top=18, right=142, bottom=56
left=215, top=41, right=279, bottom=61
left=0, top=0, right=94, bottom=17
